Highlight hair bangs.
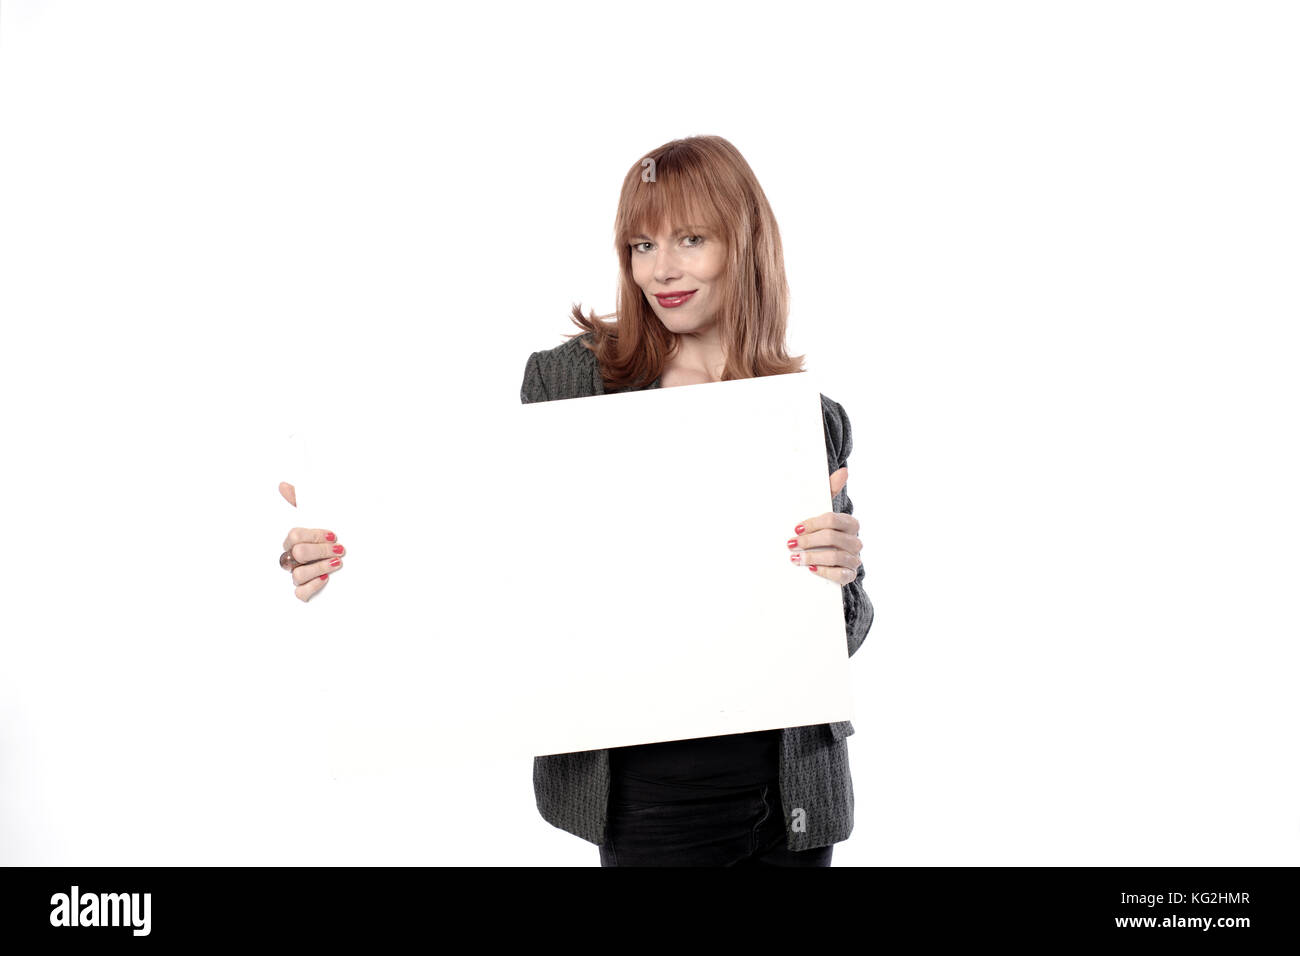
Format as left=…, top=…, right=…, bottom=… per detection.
left=618, top=167, right=725, bottom=247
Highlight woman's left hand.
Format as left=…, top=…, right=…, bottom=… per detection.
left=787, top=467, right=862, bottom=586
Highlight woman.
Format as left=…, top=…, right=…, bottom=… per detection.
left=278, top=134, right=873, bottom=866
left=519, top=135, right=874, bottom=866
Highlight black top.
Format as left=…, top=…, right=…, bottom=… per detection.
left=609, top=729, right=781, bottom=803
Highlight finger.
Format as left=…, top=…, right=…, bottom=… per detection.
left=279, top=481, right=297, bottom=508
left=294, top=574, right=329, bottom=603
left=807, top=562, right=857, bottom=587
left=292, top=557, right=343, bottom=586
left=791, top=511, right=858, bottom=538
left=797, top=530, right=862, bottom=554
left=788, top=523, right=861, bottom=555
left=288, top=540, right=346, bottom=567
left=282, top=526, right=341, bottom=558
left=829, top=467, right=849, bottom=499
left=789, top=548, right=861, bottom=571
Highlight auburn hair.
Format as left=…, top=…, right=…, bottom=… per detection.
left=565, top=134, right=806, bottom=390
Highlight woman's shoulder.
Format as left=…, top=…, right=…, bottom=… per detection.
left=549, top=331, right=599, bottom=361
left=527, top=331, right=598, bottom=367
left=520, top=332, right=602, bottom=403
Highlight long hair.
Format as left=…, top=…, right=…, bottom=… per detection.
left=566, top=135, right=805, bottom=390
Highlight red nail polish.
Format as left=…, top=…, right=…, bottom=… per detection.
left=333, top=545, right=344, bottom=554
left=809, top=565, right=818, bottom=572
left=319, top=574, right=329, bottom=581
left=795, top=524, right=805, bottom=534
left=787, top=538, right=798, bottom=549
left=790, top=554, right=800, bottom=564
left=325, top=532, right=336, bottom=542
left=330, top=558, right=341, bottom=567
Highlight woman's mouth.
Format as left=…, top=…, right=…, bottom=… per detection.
left=654, top=290, right=696, bottom=308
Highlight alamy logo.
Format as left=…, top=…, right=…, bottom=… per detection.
left=790, top=807, right=807, bottom=832
left=49, top=885, right=151, bottom=936
left=640, top=157, right=656, bottom=182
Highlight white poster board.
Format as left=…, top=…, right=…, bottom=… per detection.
left=506, top=372, right=855, bottom=756
left=293, top=371, right=855, bottom=769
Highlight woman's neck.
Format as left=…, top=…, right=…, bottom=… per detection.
left=664, top=331, right=727, bottom=385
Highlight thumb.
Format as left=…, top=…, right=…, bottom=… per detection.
left=279, top=481, right=297, bottom=508
left=829, top=467, right=848, bottom=499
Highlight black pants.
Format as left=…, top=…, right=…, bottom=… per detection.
left=598, top=782, right=834, bottom=867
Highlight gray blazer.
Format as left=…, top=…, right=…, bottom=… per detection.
left=520, top=332, right=874, bottom=852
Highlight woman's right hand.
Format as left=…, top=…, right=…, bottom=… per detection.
left=279, top=481, right=344, bottom=603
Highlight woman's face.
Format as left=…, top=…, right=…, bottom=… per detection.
left=629, top=221, right=727, bottom=334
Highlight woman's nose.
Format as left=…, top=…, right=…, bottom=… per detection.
left=654, top=251, right=681, bottom=283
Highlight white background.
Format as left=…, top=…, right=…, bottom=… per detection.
left=0, top=0, right=1296, bottom=866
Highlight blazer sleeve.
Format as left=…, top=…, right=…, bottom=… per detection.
left=826, top=398, right=874, bottom=658
left=520, top=351, right=551, bottom=405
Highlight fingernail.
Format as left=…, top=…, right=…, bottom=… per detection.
left=795, top=524, right=805, bottom=534
left=790, top=553, right=801, bottom=565
left=809, top=565, right=818, bottom=572
left=319, top=574, right=329, bottom=581
left=787, top=538, right=798, bottom=549
left=326, top=532, right=336, bottom=542
left=329, top=558, right=341, bottom=567
left=333, top=545, right=344, bottom=554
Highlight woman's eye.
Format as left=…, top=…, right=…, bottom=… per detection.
left=632, top=242, right=652, bottom=253
left=684, top=235, right=704, bottom=247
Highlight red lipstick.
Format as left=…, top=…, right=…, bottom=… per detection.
left=654, top=290, right=696, bottom=308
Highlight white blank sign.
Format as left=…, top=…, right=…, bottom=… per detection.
left=507, top=372, right=855, bottom=756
